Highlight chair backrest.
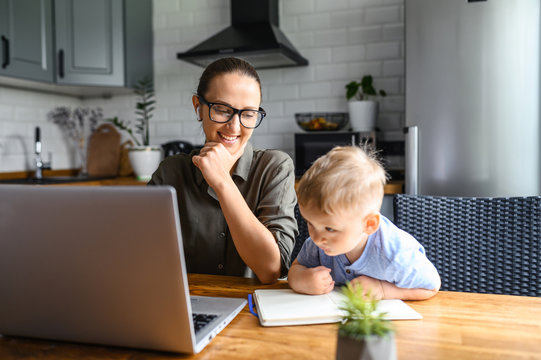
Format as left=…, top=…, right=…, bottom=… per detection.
left=291, top=203, right=309, bottom=264
left=393, top=194, right=541, bottom=296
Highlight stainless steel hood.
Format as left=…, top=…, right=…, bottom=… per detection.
left=177, top=0, right=308, bottom=69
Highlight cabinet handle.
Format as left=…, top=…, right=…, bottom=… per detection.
left=1, top=36, right=9, bottom=69
left=58, top=49, right=64, bottom=78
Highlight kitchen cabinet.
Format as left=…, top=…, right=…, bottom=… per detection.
left=55, top=0, right=152, bottom=88
left=54, top=0, right=124, bottom=86
left=0, top=0, right=54, bottom=82
left=0, top=0, right=152, bottom=95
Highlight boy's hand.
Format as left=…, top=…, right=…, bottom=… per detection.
left=351, top=275, right=385, bottom=300
left=304, top=266, right=335, bottom=294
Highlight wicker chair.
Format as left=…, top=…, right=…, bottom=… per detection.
left=291, top=204, right=309, bottom=264
left=393, top=194, right=541, bottom=296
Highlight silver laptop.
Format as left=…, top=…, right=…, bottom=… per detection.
left=0, top=185, right=246, bottom=354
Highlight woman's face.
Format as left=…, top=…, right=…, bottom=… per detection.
left=194, top=72, right=261, bottom=155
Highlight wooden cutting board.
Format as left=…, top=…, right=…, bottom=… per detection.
left=86, top=123, right=121, bottom=177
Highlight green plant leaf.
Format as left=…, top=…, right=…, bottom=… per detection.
left=337, top=282, right=394, bottom=340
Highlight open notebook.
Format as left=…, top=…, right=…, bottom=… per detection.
left=252, top=289, right=422, bottom=327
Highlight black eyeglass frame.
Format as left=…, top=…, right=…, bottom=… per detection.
left=198, top=96, right=266, bottom=129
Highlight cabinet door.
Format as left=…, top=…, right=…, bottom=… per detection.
left=0, top=0, right=54, bottom=82
left=55, top=0, right=124, bottom=86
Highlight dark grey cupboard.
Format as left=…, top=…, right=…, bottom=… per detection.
left=0, top=0, right=54, bottom=82
left=0, top=0, right=152, bottom=92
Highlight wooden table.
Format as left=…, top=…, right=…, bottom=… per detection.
left=1, top=274, right=540, bottom=359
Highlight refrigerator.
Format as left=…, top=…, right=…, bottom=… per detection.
left=405, top=0, right=541, bottom=197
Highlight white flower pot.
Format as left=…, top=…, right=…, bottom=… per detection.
left=128, top=145, right=162, bottom=181
left=348, top=100, right=378, bottom=132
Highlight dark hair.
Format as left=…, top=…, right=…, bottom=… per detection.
left=196, top=57, right=262, bottom=98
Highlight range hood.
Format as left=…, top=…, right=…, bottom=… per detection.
left=177, top=0, right=308, bottom=69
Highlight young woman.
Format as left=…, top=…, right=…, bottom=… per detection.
left=149, top=57, right=298, bottom=284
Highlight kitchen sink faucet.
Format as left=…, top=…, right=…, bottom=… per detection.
left=34, top=126, right=51, bottom=179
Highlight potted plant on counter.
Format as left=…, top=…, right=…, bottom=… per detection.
left=336, top=282, right=396, bottom=360
left=108, top=77, right=161, bottom=181
left=345, top=75, right=386, bottom=132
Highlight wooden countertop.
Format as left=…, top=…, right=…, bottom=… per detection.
left=0, top=169, right=404, bottom=193
left=1, top=274, right=540, bottom=359
left=0, top=169, right=146, bottom=186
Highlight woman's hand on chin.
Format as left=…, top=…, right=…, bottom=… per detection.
left=192, top=141, right=246, bottom=189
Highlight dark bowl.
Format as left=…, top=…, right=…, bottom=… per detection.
left=295, top=112, right=349, bottom=131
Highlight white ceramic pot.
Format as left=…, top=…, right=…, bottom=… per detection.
left=348, top=100, right=378, bottom=132
left=128, top=145, right=162, bottom=181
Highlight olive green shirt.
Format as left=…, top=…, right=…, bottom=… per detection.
left=148, top=142, right=298, bottom=278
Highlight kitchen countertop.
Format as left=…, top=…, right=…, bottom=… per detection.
left=0, top=169, right=404, bottom=194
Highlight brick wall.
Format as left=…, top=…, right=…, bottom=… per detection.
left=0, top=0, right=404, bottom=173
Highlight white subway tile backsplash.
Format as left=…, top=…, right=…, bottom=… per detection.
left=298, top=13, right=331, bottom=31
left=383, top=59, right=404, bottom=76
left=312, top=28, right=349, bottom=47
left=364, top=6, right=401, bottom=25
left=365, top=42, right=401, bottom=60
left=382, top=23, right=404, bottom=41
left=268, top=85, right=299, bottom=101
left=315, top=63, right=349, bottom=81
left=330, top=10, right=364, bottom=29
left=153, top=0, right=179, bottom=14
left=300, top=82, right=331, bottom=98
left=348, top=26, right=382, bottom=44
left=315, top=0, right=349, bottom=12
left=331, top=45, right=365, bottom=63
left=283, top=0, right=315, bottom=15
left=0, top=0, right=406, bottom=173
left=284, top=99, right=317, bottom=115
left=299, top=48, right=331, bottom=65
left=166, top=12, right=194, bottom=28
left=0, top=104, right=13, bottom=120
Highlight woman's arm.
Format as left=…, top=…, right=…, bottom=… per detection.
left=193, top=142, right=293, bottom=284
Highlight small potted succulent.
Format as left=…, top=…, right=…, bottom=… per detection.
left=108, top=77, right=160, bottom=181
left=336, top=282, right=396, bottom=360
left=345, top=75, right=386, bottom=132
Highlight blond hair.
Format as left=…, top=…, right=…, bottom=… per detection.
left=296, top=145, right=387, bottom=215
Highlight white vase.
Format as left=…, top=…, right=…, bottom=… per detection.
left=128, top=145, right=162, bottom=181
left=348, top=100, right=378, bottom=132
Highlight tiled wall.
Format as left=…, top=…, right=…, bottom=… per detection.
left=0, top=0, right=404, bottom=173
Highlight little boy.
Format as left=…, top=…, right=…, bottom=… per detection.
left=288, top=146, right=440, bottom=300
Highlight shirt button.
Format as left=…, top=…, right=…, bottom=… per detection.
left=217, top=264, right=224, bottom=270
left=346, top=269, right=351, bottom=274
left=219, top=232, right=226, bottom=238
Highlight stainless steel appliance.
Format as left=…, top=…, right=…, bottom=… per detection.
left=294, top=131, right=375, bottom=177
left=405, top=0, right=540, bottom=197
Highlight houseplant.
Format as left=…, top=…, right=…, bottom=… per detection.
left=108, top=77, right=161, bottom=181
left=345, top=75, right=386, bottom=132
left=47, top=106, right=102, bottom=176
left=336, top=282, right=396, bottom=360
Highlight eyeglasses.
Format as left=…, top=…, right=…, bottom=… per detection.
left=198, top=96, right=266, bottom=129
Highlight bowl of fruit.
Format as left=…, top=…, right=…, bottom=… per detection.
left=295, top=112, right=349, bottom=131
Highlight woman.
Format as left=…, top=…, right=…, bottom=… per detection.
left=149, top=57, right=298, bottom=284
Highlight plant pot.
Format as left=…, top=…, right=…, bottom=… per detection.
left=128, top=145, right=162, bottom=181
left=348, top=100, right=378, bottom=132
left=336, top=332, right=396, bottom=360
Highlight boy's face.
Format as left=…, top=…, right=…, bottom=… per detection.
left=299, top=203, right=371, bottom=261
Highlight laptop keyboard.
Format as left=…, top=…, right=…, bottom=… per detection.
left=192, top=313, right=218, bottom=333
